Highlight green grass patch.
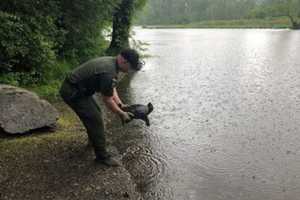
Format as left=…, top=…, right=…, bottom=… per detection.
left=143, top=17, right=292, bottom=29
left=0, top=101, right=83, bottom=156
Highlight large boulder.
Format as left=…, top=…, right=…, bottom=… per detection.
left=0, top=84, right=59, bottom=134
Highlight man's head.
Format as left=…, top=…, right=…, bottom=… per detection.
left=117, top=48, right=143, bottom=73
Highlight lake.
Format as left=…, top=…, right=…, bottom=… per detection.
left=114, top=28, right=300, bottom=200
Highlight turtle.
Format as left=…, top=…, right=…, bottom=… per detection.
left=121, top=103, right=154, bottom=126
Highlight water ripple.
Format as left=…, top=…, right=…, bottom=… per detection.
left=122, top=144, right=168, bottom=191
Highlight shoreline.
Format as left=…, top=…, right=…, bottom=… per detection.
left=0, top=99, right=143, bottom=200
left=138, top=17, right=294, bottom=30
left=142, top=25, right=291, bottom=29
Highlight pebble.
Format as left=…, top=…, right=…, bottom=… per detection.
left=123, top=191, right=130, bottom=198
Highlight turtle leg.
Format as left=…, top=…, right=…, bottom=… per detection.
left=145, top=116, right=150, bottom=126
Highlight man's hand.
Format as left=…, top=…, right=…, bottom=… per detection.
left=102, top=96, right=133, bottom=125
left=118, top=103, right=130, bottom=110
left=119, top=111, right=134, bottom=125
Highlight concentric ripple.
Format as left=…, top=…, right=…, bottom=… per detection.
left=122, top=145, right=168, bottom=191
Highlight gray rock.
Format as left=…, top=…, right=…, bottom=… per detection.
left=0, top=84, right=59, bottom=134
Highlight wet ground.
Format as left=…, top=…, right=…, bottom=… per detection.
left=0, top=102, right=142, bottom=200
left=113, top=29, right=300, bottom=200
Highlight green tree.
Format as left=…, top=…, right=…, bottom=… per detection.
left=59, top=0, right=120, bottom=62
left=0, top=0, right=130, bottom=85
left=252, top=0, right=300, bottom=29
left=0, top=0, right=61, bottom=82
left=286, top=0, right=300, bottom=29
left=106, top=0, right=147, bottom=55
left=136, top=0, right=258, bottom=24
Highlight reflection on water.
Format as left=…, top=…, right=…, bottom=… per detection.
left=115, top=29, right=300, bottom=200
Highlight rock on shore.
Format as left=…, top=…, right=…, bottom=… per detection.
left=0, top=84, right=59, bottom=134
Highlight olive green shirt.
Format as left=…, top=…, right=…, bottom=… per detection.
left=68, top=56, right=119, bottom=83
left=67, top=57, right=119, bottom=97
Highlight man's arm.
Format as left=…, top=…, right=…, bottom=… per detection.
left=103, top=95, right=124, bottom=114
left=102, top=95, right=132, bottom=123
left=112, top=88, right=125, bottom=107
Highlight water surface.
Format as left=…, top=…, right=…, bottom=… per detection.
left=115, top=29, right=300, bottom=200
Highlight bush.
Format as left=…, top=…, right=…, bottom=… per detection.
left=58, top=0, right=119, bottom=62
left=0, top=11, right=57, bottom=84
left=0, top=0, right=145, bottom=89
left=0, top=0, right=120, bottom=86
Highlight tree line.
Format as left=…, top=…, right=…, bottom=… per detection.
left=0, top=0, right=146, bottom=86
left=137, top=0, right=300, bottom=29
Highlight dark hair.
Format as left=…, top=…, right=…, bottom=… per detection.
left=120, top=48, right=143, bottom=71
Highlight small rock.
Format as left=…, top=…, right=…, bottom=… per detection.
left=123, top=192, right=130, bottom=198
left=96, top=186, right=101, bottom=190
left=85, top=186, right=92, bottom=192
left=73, top=183, right=79, bottom=186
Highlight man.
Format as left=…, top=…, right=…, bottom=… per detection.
left=59, top=48, right=143, bottom=167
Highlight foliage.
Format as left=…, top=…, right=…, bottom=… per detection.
left=0, top=0, right=148, bottom=98
left=59, top=0, right=120, bottom=62
left=136, top=0, right=300, bottom=29
left=0, top=0, right=147, bottom=88
left=136, top=0, right=257, bottom=25
left=0, top=7, right=58, bottom=83
left=0, top=60, right=72, bottom=99
left=144, top=17, right=291, bottom=29
left=106, top=0, right=147, bottom=55
left=257, top=0, right=300, bottom=29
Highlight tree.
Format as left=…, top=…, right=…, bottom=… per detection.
left=259, top=0, right=300, bottom=29
left=59, top=0, right=120, bottom=62
left=0, top=0, right=126, bottom=85
left=136, top=0, right=258, bottom=24
left=286, top=0, right=300, bottom=29
left=106, top=0, right=147, bottom=55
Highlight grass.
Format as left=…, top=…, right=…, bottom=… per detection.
left=0, top=101, right=143, bottom=200
left=143, top=17, right=292, bottom=29
left=0, top=101, right=81, bottom=148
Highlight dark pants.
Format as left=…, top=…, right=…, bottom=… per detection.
left=59, top=79, right=107, bottom=157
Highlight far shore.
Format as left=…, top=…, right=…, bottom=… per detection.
left=138, top=17, right=295, bottom=29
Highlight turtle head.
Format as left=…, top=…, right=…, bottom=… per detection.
left=147, top=103, right=154, bottom=114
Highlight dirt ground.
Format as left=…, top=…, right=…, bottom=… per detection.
left=0, top=101, right=142, bottom=200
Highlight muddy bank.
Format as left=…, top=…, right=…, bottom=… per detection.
left=0, top=100, right=142, bottom=200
